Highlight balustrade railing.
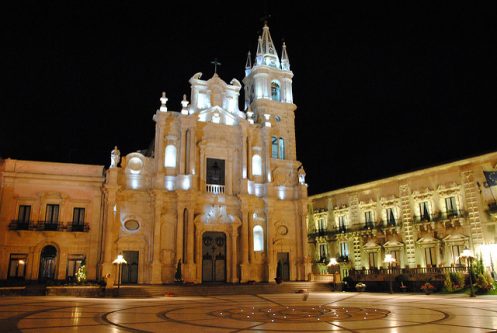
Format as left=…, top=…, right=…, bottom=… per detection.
left=349, top=265, right=467, bottom=279
left=206, top=184, right=225, bottom=194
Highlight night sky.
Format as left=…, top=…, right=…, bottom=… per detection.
left=2, top=3, right=496, bottom=195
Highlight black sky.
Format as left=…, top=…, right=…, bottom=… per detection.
left=2, top=3, right=496, bottom=195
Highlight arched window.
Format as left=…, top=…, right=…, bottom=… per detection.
left=271, top=136, right=278, bottom=158
left=253, top=225, right=264, bottom=252
left=252, top=154, right=262, bottom=176
left=164, top=145, right=176, bottom=168
left=271, top=81, right=281, bottom=101
left=278, top=137, right=285, bottom=159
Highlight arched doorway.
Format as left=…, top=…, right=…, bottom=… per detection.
left=39, top=245, right=57, bottom=281
left=202, top=232, right=226, bottom=282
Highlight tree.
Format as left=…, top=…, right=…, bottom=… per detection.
left=76, top=259, right=87, bottom=284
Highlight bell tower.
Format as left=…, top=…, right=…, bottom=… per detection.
left=243, top=22, right=297, bottom=161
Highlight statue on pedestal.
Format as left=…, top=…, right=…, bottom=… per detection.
left=110, top=146, right=120, bottom=168
left=298, top=166, right=306, bottom=184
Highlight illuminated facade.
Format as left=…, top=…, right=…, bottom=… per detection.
left=0, top=24, right=309, bottom=284
left=308, top=152, right=497, bottom=278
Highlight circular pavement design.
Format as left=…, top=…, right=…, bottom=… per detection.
left=209, top=305, right=390, bottom=322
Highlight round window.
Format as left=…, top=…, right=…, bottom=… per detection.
left=124, top=219, right=140, bottom=231
left=128, top=157, right=143, bottom=174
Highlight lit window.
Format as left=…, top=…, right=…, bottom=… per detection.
left=8, top=254, right=27, bottom=279
left=271, top=136, right=278, bottom=158
left=445, top=196, right=458, bottom=216
left=271, top=136, right=285, bottom=159
left=278, top=138, right=285, bottom=159
left=271, top=81, right=281, bottom=101
left=253, top=225, right=264, bottom=252
left=164, top=145, right=177, bottom=168
left=338, top=215, right=347, bottom=231
left=364, top=210, right=374, bottom=228
left=385, top=208, right=396, bottom=226
left=252, top=154, right=262, bottom=176
left=340, top=242, right=349, bottom=257
left=419, top=201, right=431, bottom=221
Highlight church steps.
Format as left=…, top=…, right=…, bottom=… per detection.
left=116, top=282, right=332, bottom=298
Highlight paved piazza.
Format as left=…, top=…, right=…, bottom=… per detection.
left=0, top=293, right=496, bottom=332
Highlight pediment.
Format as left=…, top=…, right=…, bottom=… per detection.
left=198, top=106, right=240, bottom=126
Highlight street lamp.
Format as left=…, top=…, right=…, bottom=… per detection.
left=112, top=254, right=127, bottom=296
left=384, top=254, right=396, bottom=294
left=460, top=248, right=476, bottom=297
left=327, top=257, right=339, bottom=291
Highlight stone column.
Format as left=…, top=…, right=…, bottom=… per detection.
left=240, top=203, right=250, bottom=282
left=150, top=190, right=163, bottom=284
left=231, top=225, right=239, bottom=283
left=101, top=169, right=119, bottom=278
left=187, top=208, right=195, bottom=264
left=176, top=206, right=184, bottom=264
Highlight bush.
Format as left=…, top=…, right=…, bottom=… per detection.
left=475, top=272, right=494, bottom=293
left=443, top=273, right=454, bottom=292
left=342, top=276, right=355, bottom=291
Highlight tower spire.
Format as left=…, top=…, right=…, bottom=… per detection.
left=257, top=23, right=280, bottom=68
left=281, top=42, right=290, bottom=71
left=255, top=35, right=263, bottom=65
left=245, top=51, right=252, bottom=77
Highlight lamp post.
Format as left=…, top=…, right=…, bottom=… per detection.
left=112, top=254, right=127, bottom=296
left=460, top=248, right=476, bottom=297
left=384, top=254, right=396, bottom=294
left=327, top=257, right=339, bottom=291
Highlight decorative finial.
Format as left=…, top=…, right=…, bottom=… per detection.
left=264, top=114, right=271, bottom=127
left=246, top=106, right=254, bottom=124
left=245, top=51, right=252, bottom=77
left=160, top=92, right=168, bottom=112
left=181, top=94, right=189, bottom=115
left=211, top=58, right=222, bottom=74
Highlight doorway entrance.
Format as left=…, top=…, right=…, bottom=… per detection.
left=277, top=252, right=290, bottom=281
left=202, top=232, right=226, bottom=282
left=39, top=245, right=57, bottom=281
left=121, top=251, right=139, bottom=284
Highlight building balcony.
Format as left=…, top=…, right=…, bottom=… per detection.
left=413, top=210, right=466, bottom=224
left=206, top=184, right=225, bottom=194
left=8, top=220, right=35, bottom=230
left=67, top=223, right=90, bottom=232
left=8, top=221, right=90, bottom=232
left=38, top=221, right=63, bottom=231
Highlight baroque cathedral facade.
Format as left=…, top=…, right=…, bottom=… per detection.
left=0, top=24, right=310, bottom=284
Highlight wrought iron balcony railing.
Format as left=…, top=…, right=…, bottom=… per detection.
left=8, top=220, right=34, bottom=230
left=67, top=223, right=90, bottom=232
left=413, top=210, right=466, bottom=223
left=8, top=220, right=90, bottom=232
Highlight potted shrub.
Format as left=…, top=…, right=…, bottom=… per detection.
left=355, top=282, right=366, bottom=292
left=420, top=282, right=435, bottom=295
left=174, top=260, right=183, bottom=284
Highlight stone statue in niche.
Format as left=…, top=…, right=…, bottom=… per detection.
left=298, top=166, right=306, bottom=184
left=110, top=146, right=121, bottom=168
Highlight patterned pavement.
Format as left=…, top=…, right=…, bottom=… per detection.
left=0, top=292, right=496, bottom=332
